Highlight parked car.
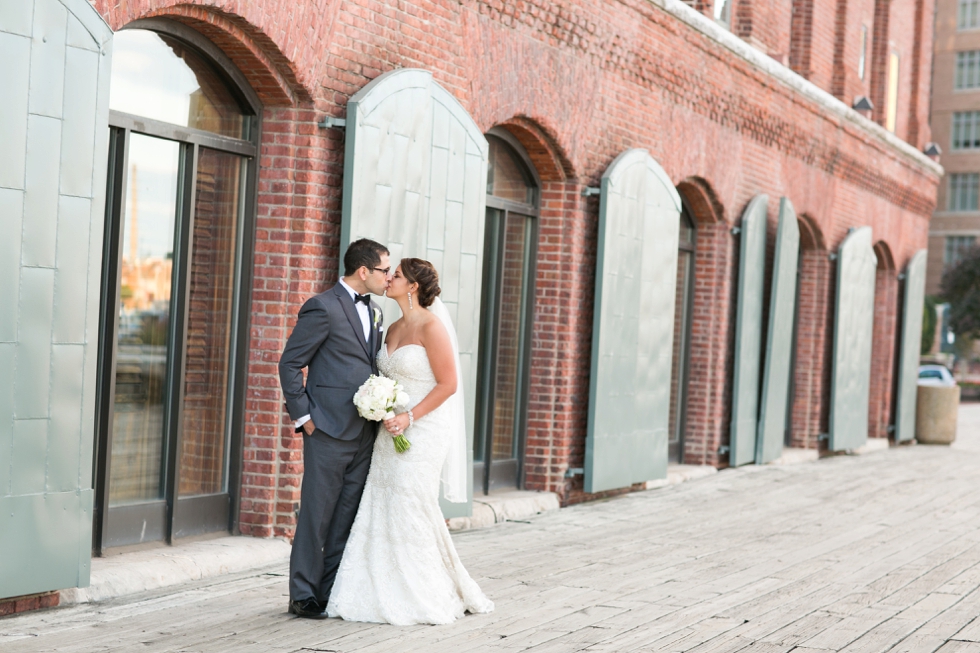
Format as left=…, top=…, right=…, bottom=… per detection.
left=918, top=364, right=957, bottom=387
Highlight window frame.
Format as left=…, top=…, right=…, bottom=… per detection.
left=93, top=18, right=262, bottom=553
left=669, top=202, right=697, bottom=464
left=947, top=173, right=980, bottom=213
left=944, top=235, right=978, bottom=268
left=956, top=51, right=980, bottom=91
left=858, top=25, right=868, bottom=81
left=713, top=0, right=732, bottom=27
left=473, top=128, right=541, bottom=495
left=959, top=0, right=980, bottom=30
left=952, top=111, right=980, bottom=150
left=885, top=51, right=900, bottom=132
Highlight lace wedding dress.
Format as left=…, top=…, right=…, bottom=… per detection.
left=326, top=343, right=494, bottom=625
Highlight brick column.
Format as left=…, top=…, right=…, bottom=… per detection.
left=683, top=221, right=738, bottom=466
left=789, top=247, right=834, bottom=449
left=868, top=267, right=899, bottom=439
left=239, top=106, right=338, bottom=538
left=525, top=182, right=596, bottom=502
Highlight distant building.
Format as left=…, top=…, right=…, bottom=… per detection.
left=929, top=0, right=980, bottom=294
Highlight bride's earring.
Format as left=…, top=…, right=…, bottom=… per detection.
left=408, top=292, right=413, bottom=310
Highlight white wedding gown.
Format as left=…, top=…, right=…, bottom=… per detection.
left=326, top=343, right=494, bottom=625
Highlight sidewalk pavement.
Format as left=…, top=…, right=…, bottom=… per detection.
left=2, top=404, right=979, bottom=653
left=57, top=468, right=711, bottom=607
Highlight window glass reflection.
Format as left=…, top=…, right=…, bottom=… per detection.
left=179, top=148, right=245, bottom=497
left=109, top=133, right=181, bottom=505
left=110, top=29, right=247, bottom=139
left=487, top=136, right=536, bottom=204
left=679, top=209, right=695, bottom=245
left=491, top=213, right=532, bottom=462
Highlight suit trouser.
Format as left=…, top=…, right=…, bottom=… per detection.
left=289, top=423, right=375, bottom=604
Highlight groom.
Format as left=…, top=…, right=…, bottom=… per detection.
left=278, top=238, right=390, bottom=618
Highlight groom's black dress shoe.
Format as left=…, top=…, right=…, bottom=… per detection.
left=288, top=598, right=327, bottom=619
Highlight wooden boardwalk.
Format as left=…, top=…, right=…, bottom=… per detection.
left=3, top=405, right=980, bottom=653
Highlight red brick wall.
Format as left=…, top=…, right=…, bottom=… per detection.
left=0, top=591, right=58, bottom=617
left=788, top=0, right=930, bottom=143
left=179, top=148, right=241, bottom=496
left=790, top=0, right=838, bottom=88
left=883, top=0, right=921, bottom=139
left=789, top=235, right=834, bottom=450
left=527, top=181, right=595, bottom=501
left=95, top=0, right=940, bottom=537
left=735, top=0, right=792, bottom=63
left=241, top=108, right=337, bottom=538
left=684, top=218, right=739, bottom=466
left=830, top=0, right=876, bottom=103
left=908, top=0, right=935, bottom=148
left=868, top=244, right=900, bottom=440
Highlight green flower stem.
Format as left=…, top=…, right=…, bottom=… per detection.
left=393, top=434, right=411, bottom=453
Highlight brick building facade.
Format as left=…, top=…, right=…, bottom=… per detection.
left=81, top=0, right=940, bottom=541
left=927, top=0, right=980, bottom=299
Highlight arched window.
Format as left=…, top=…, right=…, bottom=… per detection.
left=668, top=206, right=696, bottom=462
left=95, top=22, right=260, bottom=550
left=474, top=130, right=539, bottom=494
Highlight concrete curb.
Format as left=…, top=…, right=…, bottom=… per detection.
left=852, top=437, right=891, bottom=455
left=770, top=447, right=820, bottom=465
left=643, top=464, right=717, bottom=490
left=60, top=537, right=292, bottom=605
left=448, top=491, right=560, bottom=531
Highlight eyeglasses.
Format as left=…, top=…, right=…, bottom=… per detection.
left=372, top=267, right=391, bottom=276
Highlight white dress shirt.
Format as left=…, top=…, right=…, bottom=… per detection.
left=295, top=278, right=373, bottom=429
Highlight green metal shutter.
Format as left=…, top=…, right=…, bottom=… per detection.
left=729, top=195, right=768, bottom=466
left=0, top=0, right=112, bottom=598
left=829, top=227, right=877, bottom=451
left=894, top=250, right=927, bottom=443
left=756, top=199, right=800, bottom=463
left=585, top=150, right=681, bottom=493
left=340, top=69, right=488, bottom=517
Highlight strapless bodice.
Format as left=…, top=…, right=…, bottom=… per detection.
left=377, top=344, right=435, bottom=410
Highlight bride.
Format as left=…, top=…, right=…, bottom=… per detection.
left=326, top=258, right=494, bottom=625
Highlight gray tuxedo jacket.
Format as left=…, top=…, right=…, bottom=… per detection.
left=278, top=284, right=384, bottom=441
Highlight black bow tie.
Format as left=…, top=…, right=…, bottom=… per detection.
left=354, top=293, right=371, bottom=306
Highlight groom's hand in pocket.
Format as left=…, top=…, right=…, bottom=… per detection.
left=302, top=420, right=316, bottom=436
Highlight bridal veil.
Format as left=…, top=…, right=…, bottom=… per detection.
left=428, top=297, right=468, bottom=503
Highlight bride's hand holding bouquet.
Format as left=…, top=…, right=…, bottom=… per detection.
left=353, top=374, right=412, bottom=452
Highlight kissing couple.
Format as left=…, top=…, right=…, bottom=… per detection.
left=278, top=238, right=494, bottom=625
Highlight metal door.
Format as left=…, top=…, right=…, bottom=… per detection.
left=340, top=68, right=488, bottom=517
left=0, top=0, right=112, bottom=598
left=586, top=149, right=681, bottom=493
left=894, top=250, right=927, bottom=442
left=730, top=195, right=768, bottom=466
left=829, top=227, right=877, bottom=451
left=756, top=199, right=800, bottom=463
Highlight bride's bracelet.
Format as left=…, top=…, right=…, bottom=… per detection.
left=407, top=410, right=414, bottom=430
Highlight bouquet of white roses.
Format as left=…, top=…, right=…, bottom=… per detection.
left=353, top=374, right=412, bottom=452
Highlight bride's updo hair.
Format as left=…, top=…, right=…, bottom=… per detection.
left=400, top=258, right=441, bottom=308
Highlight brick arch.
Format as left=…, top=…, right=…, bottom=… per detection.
left=676, top=176, right=726, bottom=225
left=797, top=212, right=827, bottom=251
left=95, top=2, right=313, bottom=105
left=495, top=117, right=575, bottom=183
left=873, top=240, right=897, bottom=271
